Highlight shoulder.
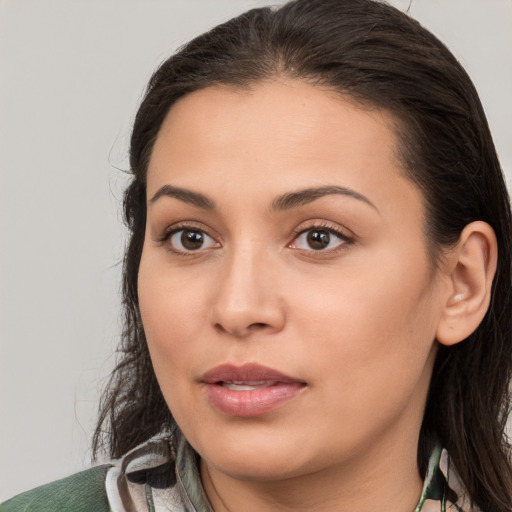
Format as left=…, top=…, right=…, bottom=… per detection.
left=0, top=465, right=112, bottom=512
left=0, top=432, right=201, bottom=512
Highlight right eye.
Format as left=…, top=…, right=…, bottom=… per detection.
left=167, top=228, right=219, bottom=253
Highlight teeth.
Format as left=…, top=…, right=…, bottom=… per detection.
left=222, top=381, right=275, bottom=391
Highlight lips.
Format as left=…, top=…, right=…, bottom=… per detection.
left=200, top=363, right=306, bottom=417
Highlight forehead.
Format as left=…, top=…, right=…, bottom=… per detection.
left=147, top=80, right=419, bottom=213
left=153, top=80, right=401, bottom=163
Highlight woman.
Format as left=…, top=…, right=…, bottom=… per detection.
left=2, top=0, right=511, bottom=510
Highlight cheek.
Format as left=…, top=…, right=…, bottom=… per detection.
left=289, top=250, right=439, bottom=399
left=138, top=266, right=207, bottom=427
left=285, top=282, right=437, bottom=459
left=137, top=251, right=205, bottom=382
left=138, top=242, right=212, bottom=331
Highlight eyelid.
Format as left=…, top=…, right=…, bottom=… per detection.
left=153, top=218, right=211, bottom=238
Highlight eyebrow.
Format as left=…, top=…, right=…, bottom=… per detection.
left=149, top=184, right=377, bottom=212
left=271, top=186, right=378, bottom=212
left=149, top=185, right=215, bottom=210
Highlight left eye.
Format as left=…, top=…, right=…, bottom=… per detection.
left=169, top=229, right=218, bottom=252
left=291, top=228, right=347, bottom=251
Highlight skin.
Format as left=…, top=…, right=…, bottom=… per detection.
left=138, top=80, right=455, bottom=512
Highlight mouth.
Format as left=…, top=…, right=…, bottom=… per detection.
left=200, top=363, right=306, bottom=417
left=220, top=381, right=281, bottom=391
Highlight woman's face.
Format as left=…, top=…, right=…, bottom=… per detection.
left=138, top=80, right=448, bottom=482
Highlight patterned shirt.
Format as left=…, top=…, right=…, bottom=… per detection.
left=1, top=432, right=480, bottom=511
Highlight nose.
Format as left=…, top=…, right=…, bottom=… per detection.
left=209, top=245, right=286, bottom=338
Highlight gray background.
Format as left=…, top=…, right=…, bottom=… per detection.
left=1, top=0, right=511, bottom=501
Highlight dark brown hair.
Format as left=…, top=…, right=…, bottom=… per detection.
left=93, top=1, right=512, bottom=509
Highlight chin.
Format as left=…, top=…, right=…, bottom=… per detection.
left=203, top=449, right=309, bottom=482
left=193, top=425, right=333, bottom=483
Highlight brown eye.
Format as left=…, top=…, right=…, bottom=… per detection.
left=168, top=228, right=218, bottom=253
left=181, top=230, right=205, bottom=250
left=290, top=226, right=350, bottom=253
left=306, top=230, right=331, bottom=250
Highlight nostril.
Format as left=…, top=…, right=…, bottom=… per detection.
left=248, top=322, right=269, bottom=330
left=214, top=321, right=270, bottom=336
left=214, top=323, right=228, bottom=334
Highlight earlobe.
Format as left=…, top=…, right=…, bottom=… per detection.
left=436, top=221, right=497, bottom=346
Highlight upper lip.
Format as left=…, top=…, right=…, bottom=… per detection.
left=201, top=363, right=304, bottom=384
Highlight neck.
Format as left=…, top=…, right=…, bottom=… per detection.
left=200, top=429, right=424, bottom=512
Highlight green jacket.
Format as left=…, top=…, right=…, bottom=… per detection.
left=1, top=466, right=112, bottom=512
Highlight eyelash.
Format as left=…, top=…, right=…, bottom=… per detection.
left=155, top=221, right=354, bottom=256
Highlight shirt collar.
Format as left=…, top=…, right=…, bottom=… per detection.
left=175, top=433, right=213, bottom=512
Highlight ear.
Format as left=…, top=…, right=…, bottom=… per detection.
left=436, top=221, right=497, bottom=346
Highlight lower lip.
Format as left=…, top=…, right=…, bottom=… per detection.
left=203, top=382, right=305, bottom=417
